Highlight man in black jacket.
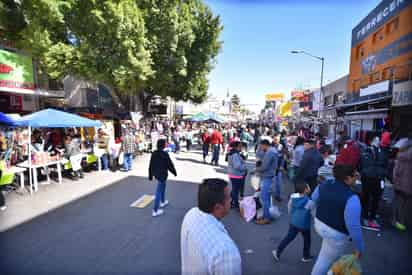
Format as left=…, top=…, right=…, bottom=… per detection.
left=296, top=139, right=324, bottom=192
left=149, top=139, right=177, bottom=217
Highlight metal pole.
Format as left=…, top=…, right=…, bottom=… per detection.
left=319, top=57, right=324, bottom=119
left=28, top=126, right=32, bottom=194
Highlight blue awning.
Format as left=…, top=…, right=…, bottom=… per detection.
left=18, top=108, right=102, bottom=128
left=0, top=112, right=22, bottom=126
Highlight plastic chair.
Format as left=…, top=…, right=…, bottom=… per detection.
left=0, top=161, right=15, bottom=187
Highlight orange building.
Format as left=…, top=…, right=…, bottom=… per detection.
left=345, top=0, right=412, bottom=138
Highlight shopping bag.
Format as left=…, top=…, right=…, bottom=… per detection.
left=250, top=173, right=260, bottom=191
left=328, top=254, right=362, bottom=275
left=69, top=154, right=83, bottom=172
left=269, top=205, right=281, bottom=219
left=239, top=196, right=256, bottom=222
left=118, top=152, right=124, bottom=165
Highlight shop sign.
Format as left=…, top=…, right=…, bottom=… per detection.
left=265, top=93, right=284, bottom=102
left=291, top=90, right=306, bottom=99
left=393, top=80, right=412, bottom=106
left=352, top=0, right=412, bottom=46
left=0, top=49, right=35, bottom=92
left=360, top=80, right=389, bottom=97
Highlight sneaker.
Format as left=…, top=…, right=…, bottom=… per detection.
left=301, top=256, right=314, bottom=262
left=255, top=218, right=272, bottom=225
left=362, top=219, right=381, bottom=231
left=272, top=250, right=280, bottom=261
left=395, top=222, right=406, bottom=231
left=152, top=209, right=164, bottom=217
left=160, top=200, right=169, bottom=208
left=0, top=206, right=7, bottom=211
left=369, top=219, right=381, bottom=228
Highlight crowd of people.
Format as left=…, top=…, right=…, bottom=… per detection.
left=2, top=116, right=411, bottom=274
left=176, top=124, right=411, bottom=275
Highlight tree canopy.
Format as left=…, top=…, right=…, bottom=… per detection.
left=0, top=0, right=223, bottom=103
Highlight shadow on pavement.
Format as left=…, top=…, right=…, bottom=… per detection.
left=0, top=175, right=410, bottom=275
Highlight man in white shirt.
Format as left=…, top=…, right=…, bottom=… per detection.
left=181, top=178, right=241, bottom=275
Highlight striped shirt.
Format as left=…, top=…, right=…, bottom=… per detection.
left=181, top=207, right=241, bottom=275
left=122, top=134, right=136, bottom=154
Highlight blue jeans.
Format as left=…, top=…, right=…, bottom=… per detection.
left=211, top=144, right=220, bottom=165
left=123, top=153, right=133, bottom=171
left=260, top=177, right=273, bottom=220
left=277, top=224, right=311, bottom=258
left=101, top=154, right=109, bottom=170
left=153, top=180, right=166, bottom=212
left=275, top=170, right=283, bottom=198
left=311, top=218, right=349, bottom=275
left=230, top=177, right=245, bottom=208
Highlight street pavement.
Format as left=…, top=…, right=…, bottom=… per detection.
left=0, top=149, right=411, bottom=274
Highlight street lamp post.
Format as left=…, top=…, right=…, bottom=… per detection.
left=290, top=50, right=325, bottom=120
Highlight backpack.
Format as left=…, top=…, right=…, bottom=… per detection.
left=360, top=146, right=376, bottom=177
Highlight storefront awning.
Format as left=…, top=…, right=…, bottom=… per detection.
left=336, top=95, right=392, bottom=109
left=344, top=108, right=389, bottom=121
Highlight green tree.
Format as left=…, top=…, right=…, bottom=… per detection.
left=1, top=0, right=223, bottom=104
left=140, top=0, right=222, bottom=103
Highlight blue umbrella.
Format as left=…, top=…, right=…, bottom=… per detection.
left=18, top=108, right=101, bottom=128
left=0, top=112, right=21, bottom=126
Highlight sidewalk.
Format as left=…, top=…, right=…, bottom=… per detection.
left=0, top=149, right=226, bottom=232
left=0, top=155, right=150, bottom=232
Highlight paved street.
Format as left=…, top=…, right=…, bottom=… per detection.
left=1, top=149, right=411, bottom=275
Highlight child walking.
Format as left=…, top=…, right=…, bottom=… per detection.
left=273, top=183, right=313, bottom=262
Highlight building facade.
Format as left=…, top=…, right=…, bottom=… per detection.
left=322, top=75, right=348, bottom=139
left=345, top=0, right=412, bottom=139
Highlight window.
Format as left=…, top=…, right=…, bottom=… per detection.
left=373, top=29, right=384, bottom=43
left=324, top=95, right=333, bottom=106
left=356, top=44, right=365, bottom=59
left=386, top=18, right=399, bottom=34
left=382, top=67, right=393, bottom=80
left=373, top=72, right=380, bottom=82
left=352, top=79, right=361, bottom=92
left=369, top=74, right=374, bottom=83
left=334, top=92, right=344, bottom=105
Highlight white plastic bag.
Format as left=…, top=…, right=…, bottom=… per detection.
left=269, top=205, right=281, bottom=219
left=118, top=152, right=124, bottom=165
left=69, top=154, right=83, bottom=172
left=250, top=173, right=260, bottom=191
left=239, top=196, right=256, bottom=222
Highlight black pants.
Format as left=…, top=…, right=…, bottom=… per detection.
left=304, top=177, right=318, bottom=195
left=202, top=144, right=209, bottom=160
left=230, top=177, right=245, bottom=207
left=277, top=224, right=311, bottom=258
left=361, top=176, right=383, bottom=220
left=186, top=140, right=192, bottom=151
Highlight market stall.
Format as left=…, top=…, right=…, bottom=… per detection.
left=17, top=109, right=101, bottom=193
left=0, top=113, right=26, bottom=191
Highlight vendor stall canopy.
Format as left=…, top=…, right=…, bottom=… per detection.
left=17, top=108, right=102, bottom=128
left=189, top=112, right=225, bottom=123
left=0, top=112, right=22, bottom=127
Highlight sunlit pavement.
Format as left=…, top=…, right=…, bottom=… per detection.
left=0, top=149, right=411, bottom=274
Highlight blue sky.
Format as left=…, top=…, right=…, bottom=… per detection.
left=204, top=0, right=381, bottom=110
